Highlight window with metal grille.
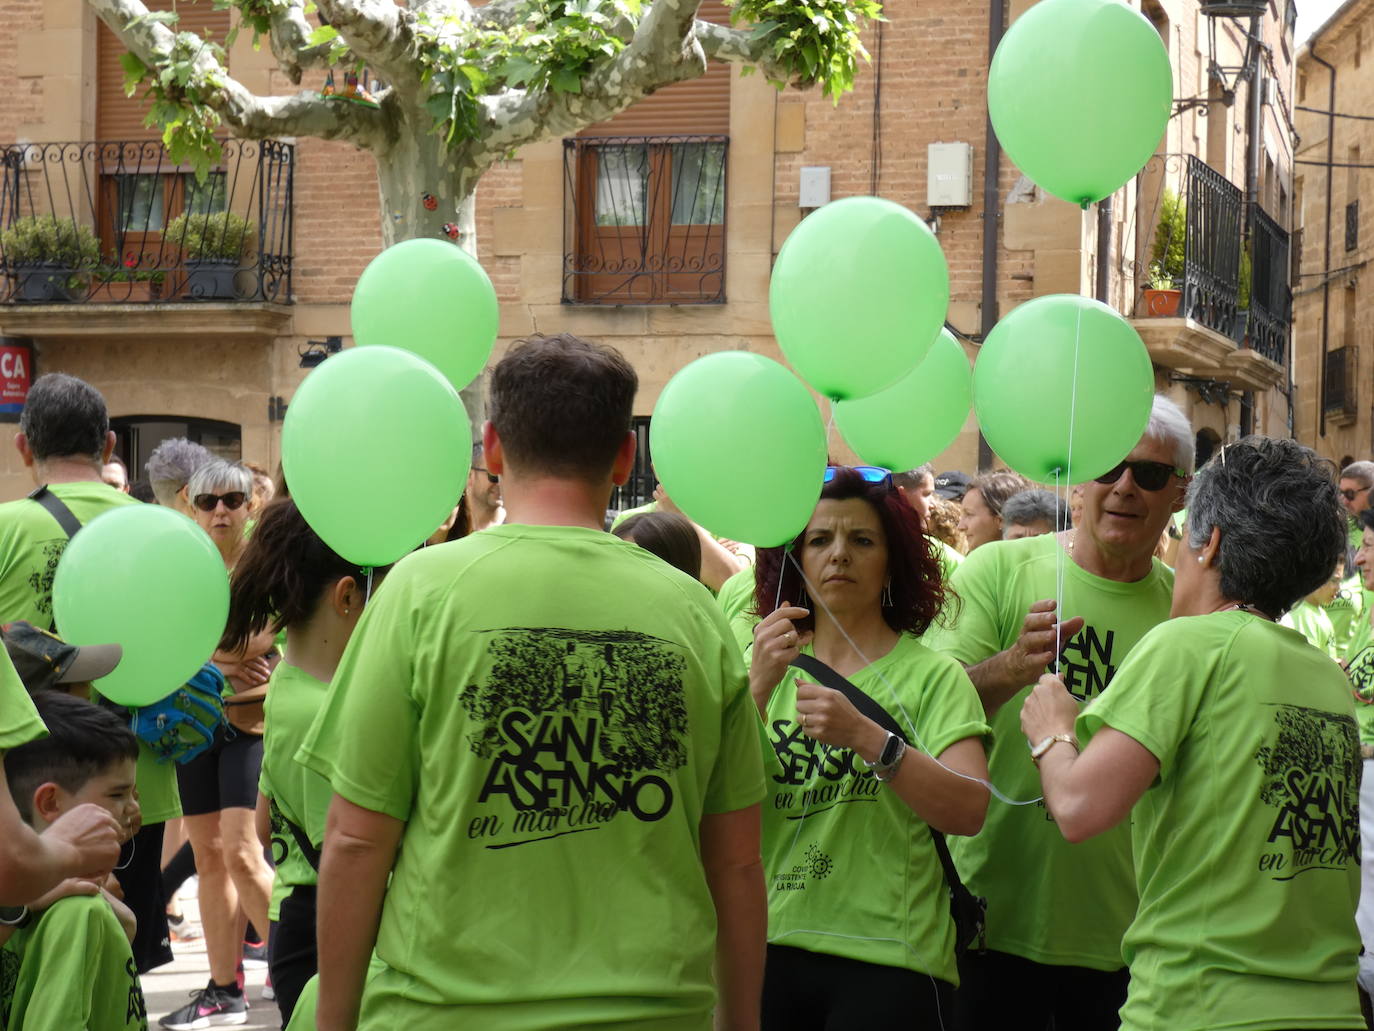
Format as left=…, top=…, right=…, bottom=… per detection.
left=1348, top=200, right=1360, bottom=253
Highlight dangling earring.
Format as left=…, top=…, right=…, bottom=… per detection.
left=882, top=578, right=894, bottom=608
left=796, top=582, right=810, bottom=610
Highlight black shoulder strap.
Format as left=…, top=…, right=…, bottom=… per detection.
left=27, top=485, right=83, bottom=540
left=787, top=653, right=969, bottom=903
left=276, top=801, right=322, bottom=873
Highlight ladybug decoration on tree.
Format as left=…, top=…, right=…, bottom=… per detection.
left=422, top=193, right=438, bottom=211
left=441, top=223, right=462, bottom=241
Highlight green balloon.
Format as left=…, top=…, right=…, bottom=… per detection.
left=282, top=345, right=471, bottom=565
left=352, top=239, right=499, bottom=392
left=52, top=505, right=229, bottom=707
left=988, top=0, right=1172, bottom=206
left=771, top=197, right=949, bottom=401
left=652, top=352, right=828, bottom=547
left=834, top=330, right=972, bottom=471
left=972, top=295, right=1154, bottom=485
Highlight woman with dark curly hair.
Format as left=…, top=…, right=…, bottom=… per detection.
left=748, top=465, right=991, bottom=1027
left=1022, top=437, right=1362, bottom=1031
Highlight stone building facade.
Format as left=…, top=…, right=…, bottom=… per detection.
left=0, top=0, right=1299, bottom=501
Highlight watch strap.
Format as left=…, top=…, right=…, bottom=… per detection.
left=1030, top=733, right=1079, bottom=763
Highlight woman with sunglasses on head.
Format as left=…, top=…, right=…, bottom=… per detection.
left=162, top=459, right=279, bottom=1029
left=1021, top=438, right=1362, bottom=1031
left=748, top=465, right=991, bottom=1028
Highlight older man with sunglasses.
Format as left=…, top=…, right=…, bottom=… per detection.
left=925, top=394, right=1193, bottom=1031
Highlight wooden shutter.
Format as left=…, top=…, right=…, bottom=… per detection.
left=580, top=0, right=731, bottom=137
left=97, top=0, right=232, bottom=140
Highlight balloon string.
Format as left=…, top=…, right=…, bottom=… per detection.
left=364, top=567, right=374, bottom=605
left=825, top=400, right=837, bottom=453
left=1055, top=299, right=1086, bottom=675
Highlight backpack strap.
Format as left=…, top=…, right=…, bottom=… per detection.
left=787, top=652, right=980, bottom=932
left=27, top=485, right=83, bottom=540
left=271, top=797, right=322, bottom=872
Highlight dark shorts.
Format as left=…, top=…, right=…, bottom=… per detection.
left=270, top=885, right=319, bottom=1027
left=762, top=943, right=955, bottom=1030
left=113, top=820, right=173, bottom=974
left=175, top=723, right=263, bottom=816
left=952, top=948, right=1128, bottom=1031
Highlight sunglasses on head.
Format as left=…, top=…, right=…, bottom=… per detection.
left=824, top=465, right=894, bottom=487
left=192, top=491, right=247, bottom=513
left=472, top=466, right=499, bottom=485
left=1342, top=485, right=1370, bottom=502
left=1093, top=460, right=1184, bottom=492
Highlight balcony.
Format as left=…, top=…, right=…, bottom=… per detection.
left=0, top=139, right=293, bottom=335
left=563, top=134, right=727, bottom=305
left=1131, top=154, right=1290, bottom=392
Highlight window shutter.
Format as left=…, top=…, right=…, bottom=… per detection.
left=579, top=0, right=732, bottom=137
left=97, top=0, right=232, bottom=140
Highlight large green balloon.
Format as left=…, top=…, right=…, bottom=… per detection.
left=282, top=345, right=471, bottom=566
left=988, top=0, right=1172, bottom=206
left=52, top=505, right=229, bottom=707
left=834, top=330, right=972, bottom=471
left=352, top=239, right=499, bottom=392
left=973, top=295, right=1154, bottom=485
left=771, top=197, right=949, bottom=402
left=652, top=352, right=828, bottom=547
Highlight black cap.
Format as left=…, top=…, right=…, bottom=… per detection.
left=2, top=622, right=122, bottom=693
left=934, top=470, right=972, bottom=501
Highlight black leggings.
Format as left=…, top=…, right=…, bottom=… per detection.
left=952, top=948, right=1128, bottom=1031
left=269, top=885, right=318, bottom=1027
left=762, top=943, right=955, bottom=1030
left=114, top=821, right=173, bottom=974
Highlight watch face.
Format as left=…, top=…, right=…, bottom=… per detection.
left=0, top=906, right=26, bottom=924
left=879, top=734, right=903, bottom=767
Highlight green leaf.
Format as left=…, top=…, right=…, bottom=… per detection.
left=551, top=67, right=582, bottom=93
left=119, top=52, right=149, bottom=96
left=307, top=24, right=338, bottom=45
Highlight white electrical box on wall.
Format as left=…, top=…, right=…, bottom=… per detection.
left=928, top=143, right=973, bottom=207
left=799, top=166, right=832, bottom=208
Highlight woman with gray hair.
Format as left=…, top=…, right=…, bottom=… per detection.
left=1021, top=437, right=1361, bottom=1030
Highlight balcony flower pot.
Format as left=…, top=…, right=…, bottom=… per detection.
left=1142, top=287, right=1181, bottom=317
left=1, top=215, right=101, bottom=303
left=166, top=211, right=253, bottom=301
left=89, top=266, right=167, bottom=304
left=12, top=262, right=89, bottom=302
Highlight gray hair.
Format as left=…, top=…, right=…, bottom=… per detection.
left=1341, top=460, right=1374, bottom=487
left=1186, top=437, right=1345, bottom=615
left=146, top=438, right=213, bottom=507
left=892, top=463, right=935, bottom=491
left=20, top=373, right=109, bottom=462
left=186, top=459, right=252, bottom=500
left=1002, top=488, right=1069, bottom=534
left=1142, top=394, right=1195, bottom=474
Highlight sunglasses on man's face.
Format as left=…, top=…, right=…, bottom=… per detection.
left=472, top=466, right=499, bottom=485
left=823, top=465, right=894, bottom=487
left=1093, top=460, right=1184, bottom=492
left=1341, top=486, right=1370, bottom=502
left=192, top=491, right=247, bottom=513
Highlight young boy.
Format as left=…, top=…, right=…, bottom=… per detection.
left=1283, top=563, right=1344, bottom=662
left=1, top=690, right=147, bottom=1030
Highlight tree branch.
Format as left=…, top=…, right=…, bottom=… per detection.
left=470, top=0, right=705, bottom=163
left=266, top=0, right=336, bottom=85
left=314, top=0, right=423, bottom=93
left=694, top=19, right=794, bottom=84
left=87, top=0, right=387, bottom=146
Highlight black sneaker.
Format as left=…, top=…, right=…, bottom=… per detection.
left=159, top=981, right=248, bottom=1029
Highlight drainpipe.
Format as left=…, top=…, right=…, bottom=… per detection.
left=1096, top=196, right=1113, bottom=304
left=979, top=0, right=1006, bottom=471
left=1311, top=45, right=1336, bottom=438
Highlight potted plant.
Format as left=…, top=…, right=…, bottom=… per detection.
left=89, top=256, right=168, bottom=303
left=166, top=211, right=253, bottom=299
left=1143, top=189, right=1185, bottom=317
left=1229, top=245, right=1252, bottom=344
left=0, top=214, right=101, bottom=302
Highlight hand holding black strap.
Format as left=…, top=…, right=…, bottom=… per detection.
left=788, top=652, right=987, bottom=954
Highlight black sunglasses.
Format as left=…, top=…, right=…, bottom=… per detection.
left=193, top=491, right=247, bottom=512
left=1341, top=486, right=1370, bottom=502
left=472, top=466, right=499, bottom=485
left=1094, top=460, right=1184, bottom=492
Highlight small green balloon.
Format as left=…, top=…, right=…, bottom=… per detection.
left=972, top=295, right=1154, bottom=485
left=988, top=0, right=1172, bottom=206
left=771, top=197, right=949, bottom=401
left=53, top=505, right=229, bottom=707
left=282, top=345, right=471, bottom=566
left=834, top=330, right=972, bottom=471
left=652, top=352, right=828, bottom=547
left=352, top=238, right=499, bottom=392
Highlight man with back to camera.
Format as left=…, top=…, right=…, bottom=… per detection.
left=926, top=395, right=1193, bottom=1031
left=300, top=333, right=767, bottom=1031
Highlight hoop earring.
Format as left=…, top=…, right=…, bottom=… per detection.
left=882, top=578, right=894, bottom=608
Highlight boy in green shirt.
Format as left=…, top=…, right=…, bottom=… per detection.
left=1, top=690, right=147, bottom=1030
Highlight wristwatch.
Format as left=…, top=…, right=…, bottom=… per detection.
left=863, top=732, right=907, bottom=782
left=0, top=906, right=32, bottom=929
left=1029, top=733, right=1079, bottom=765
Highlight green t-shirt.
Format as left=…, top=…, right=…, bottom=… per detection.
left=1081, top=613, right=1363, bottom=1031
left=0, top=894, right=147, bottom=1030
left=0, top=484, right=179, bottom=823
left=299, top=524, right=767, bottom=1029
left=716, top=566, right=757, bottom=660
left=760, top=635, right=988, bottom=983
left=1326, top=576, right=1366, bottom=656
left=1280, top=600, right=1339, bottom=660
left=260, top=662, right=332, bottom=919
left=933, top=536, right=963, bottom=580
left=0, top=649, right=45, bottom=751
left=609, top=500, right=658, bottom=530
left=1344, top=612, right=1374, bottom=744
left=924, top=532, right=1174, bottom=970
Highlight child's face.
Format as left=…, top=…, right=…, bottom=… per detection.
left=48, top=758, right=140, bottom=842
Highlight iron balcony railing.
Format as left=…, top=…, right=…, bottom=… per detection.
left=0, top=139, right=293, bottom=305
left=1249, top=202, right=1292, bottom=367
left=563, top=134, right=727, bottom=305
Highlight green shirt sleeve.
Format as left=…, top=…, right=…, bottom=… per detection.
left=297, top=575, right=420, bottom=822
left=0, top=650, right=45, bottom=752
left=924, top=542, right=1012, bottom=664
